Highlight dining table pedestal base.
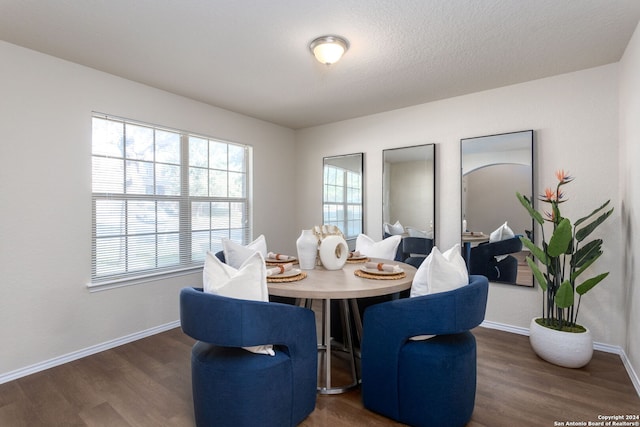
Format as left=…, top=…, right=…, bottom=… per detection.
left=268, top=259, right=417, bottom=395
left=316, top=298, right=359, bottom=394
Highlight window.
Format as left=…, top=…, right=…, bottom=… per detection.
left=323, top=164, right=362, bottom=239
left=91, top=114, right=251, bottom=287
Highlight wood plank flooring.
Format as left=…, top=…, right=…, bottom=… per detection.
left=0, top=326, right=638, bottom=426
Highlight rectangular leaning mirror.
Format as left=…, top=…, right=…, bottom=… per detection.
left=382, top=144, right=436, bottom=243
left=323, top=153, right=364, bottom=247
left=461, top=130, right=534, bottom=287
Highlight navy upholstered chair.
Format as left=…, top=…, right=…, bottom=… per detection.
left=360, top=275, right=489, bottom=427
left=180, top=287, right=317, bottom=427
left=400, top=236, right=434, bottom=268
left=469, top=236, right=523, bottom=282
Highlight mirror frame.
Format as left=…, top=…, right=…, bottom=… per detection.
left=382, top=143, right=436, bottom=243
left=322, top=153, right=365, bottom=245
left=461, top=130, right=534, bottom=287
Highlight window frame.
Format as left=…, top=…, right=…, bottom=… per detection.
left=89, top=113, right=252, bottom=290
left=322, top=163, right=363, bottom=240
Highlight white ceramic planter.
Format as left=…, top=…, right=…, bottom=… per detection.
left=529, top=318, right=593, bottom=368
left=318, top=235, right=348, bottom=270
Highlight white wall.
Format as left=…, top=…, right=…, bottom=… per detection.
left=0, top=41, right=296, bottom=377
left=464, top=164, right=531, bottom=235
left=295, top=64, right=624, bottom=347
left=388, top=160, right=434, bottom=231
left=619, top=21, right=640, bottom=388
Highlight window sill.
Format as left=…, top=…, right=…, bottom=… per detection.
left=87, top=267, right=203, bottom=292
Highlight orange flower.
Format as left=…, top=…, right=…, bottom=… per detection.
left=544, top=210, right=556, bottom=221
left=541, top=187, right=556, bottom=201
left=555, top=169, right=573, bottom=184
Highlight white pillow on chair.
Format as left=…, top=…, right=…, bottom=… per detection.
left=409, top=244, right=469, bottom=340
left=203, top=251, right=274, bottom=356
left=356, top=234, right=402, bottom=260
left=489, top=222, right=515, bottom=261
left=222, top=234, right=268, bottom=268
left=410, top=244, right=468, bottom=297
left=384, top=221, right=405, bottom=235
left=406, top=227, right=427, bottom=238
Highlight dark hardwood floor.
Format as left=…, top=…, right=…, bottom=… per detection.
left=1, top=326, right=638, bottom=426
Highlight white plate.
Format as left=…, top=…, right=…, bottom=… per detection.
left=348, top=255, right=368, bottom=261
left=360, top=266, right=404, bottom=276
left=269, top=268, right=302, bottom=278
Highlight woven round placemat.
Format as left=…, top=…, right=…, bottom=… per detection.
left=346, top=257, right=369, bottom=264
left=354, top=269, right=406, bottom=280
left=267, top=272, right=307, bottom=283
left=266, top=258, right=298, bottom=266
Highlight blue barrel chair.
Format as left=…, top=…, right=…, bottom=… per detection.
left=360, top=275, right=489, bottom=427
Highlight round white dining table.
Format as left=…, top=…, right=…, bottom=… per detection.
left=267, top=258, right=417, bottom=394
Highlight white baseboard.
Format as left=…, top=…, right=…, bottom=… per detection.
left=0, top=320, right=180, bottom=385
left=480, top=320, right=640, bottom=398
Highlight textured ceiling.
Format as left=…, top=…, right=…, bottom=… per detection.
left=1, top=0, right=639, bottom=129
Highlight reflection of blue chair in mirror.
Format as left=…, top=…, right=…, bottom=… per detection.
left=361, top=275, right=489, bottom=427
left=400, top=237, right=434, bottom=268
left=180, top=287, right=317, bottom=427
left=468, top=236, right=523, bottom=282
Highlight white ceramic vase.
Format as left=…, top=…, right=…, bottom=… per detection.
left=318, top=235, right=349, bottom=270
left=296, top=229, right=318, bottom=270
left=529, top=318, right=593, bottom=368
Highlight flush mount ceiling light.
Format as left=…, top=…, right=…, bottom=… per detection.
left=309, top=35, right=349, bottom=65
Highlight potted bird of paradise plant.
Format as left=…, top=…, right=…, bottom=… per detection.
left=516, top=170, right=613, bottom=368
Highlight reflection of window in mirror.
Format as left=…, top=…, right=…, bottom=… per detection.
left=461, top=130, right=533, bottom=287
left=323, top=153, right=364, bottom=240
left=382, top=144, right=435, bottom=241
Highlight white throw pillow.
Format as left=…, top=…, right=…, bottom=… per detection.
left=489, top=222, right=516, bottom=261
left=222, top=234, right=268, bottom=269
left=384, top=221, right=405, bottom=235
left=356, top=234, right=401, bottom=260
left=406, top=227, right=427, bottom=238
left=203, top=251, right=274, bottom=356
left=410, top=244, right=468, bottom=297
left=409, top=244, right=469, bottom=341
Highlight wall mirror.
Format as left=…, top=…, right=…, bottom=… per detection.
left=461, top=130, right=534, bottom=287
left=382, top=144, right=436, bottom=242
left=323, top=153, right=364, bottom=246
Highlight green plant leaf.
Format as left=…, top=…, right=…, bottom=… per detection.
left=570, top=254, right=599, bottom=281
left=572, top=240, right=602, bottom=269
left=520, top=236, right=547, bottom=264
left=527, top=257, right=548, bottom=291
left=555, top=280, right=574, bottom=308
left=576, top=207, right=613, bottom=242
left=517, top=192, right=544, bottom=225
left=574, top=200, right=611, bottom=227
left=576, top=272, right=609, bottom=295
left=547, top=218, right=572, bottom=257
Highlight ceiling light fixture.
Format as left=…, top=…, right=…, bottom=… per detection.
left=309, top=35, right=349, bottom=65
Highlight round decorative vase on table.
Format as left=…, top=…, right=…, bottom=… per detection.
left=296, top=229, right=318, bottom=270
left=318, top=235, right=348, bottom=270
left=529, top=318, right=593, bottom=368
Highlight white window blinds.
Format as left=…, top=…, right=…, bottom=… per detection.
left=323, top=164, right=362, bottom=239
left=91, top=114, right=251, bottom=288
